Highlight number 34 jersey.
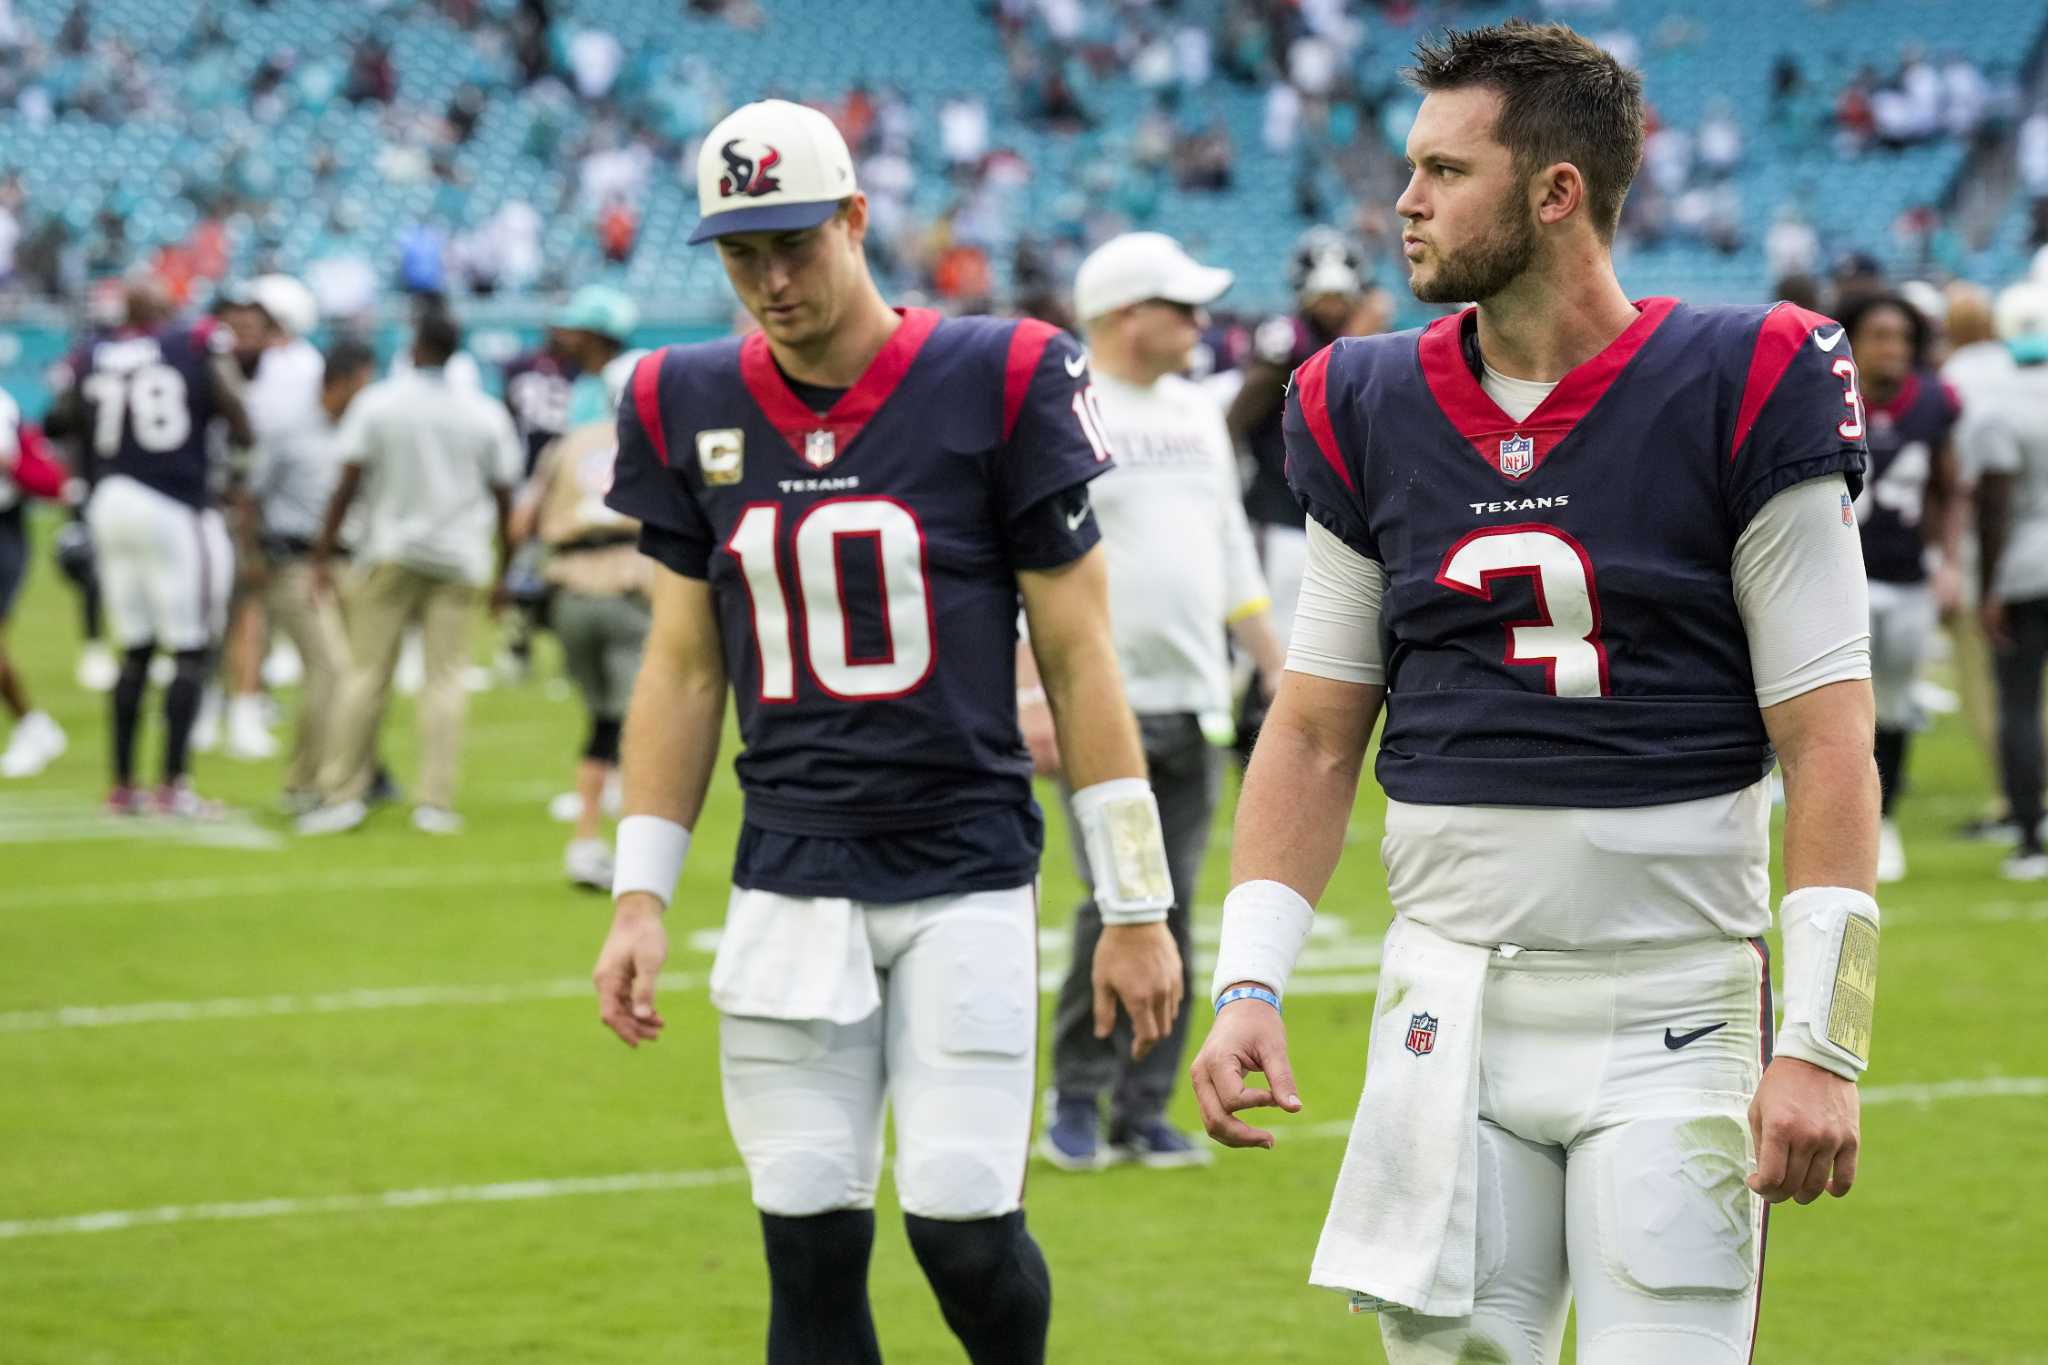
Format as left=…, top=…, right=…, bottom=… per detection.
left=1286, top=298, right=1869, bottom=811
left=606, top=307, right=1110, bottom=901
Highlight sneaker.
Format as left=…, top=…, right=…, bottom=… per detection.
left=1035, top=1096, right=1105, bottom=1172
left=76, top=642, right=119, bottom=692
left=1107, top=1117, right=1213, bottom=1170
left=105, top=784, right=145, bottom=816
left=1958, top=815, right=2019, bottom=844
left=190, top=687, right=222, bottom=753
left=2003, top=851, right=2048, bottom=881
left=1876, top=819, right=1907, bottom=884
left=412, top=805, right=464, bottom=835
left=1, top=711, right=66, bottom=777
left=153, top=781, right=224, bottom=820
left=296, top=798, right=368, bottom=836
left=279, top=789, right=322, bottom=818
left=547, top=790, right=583, bottom=823
left=261, top=640, right=303, bottom=689
left=224, top=695, right=278, bottom=761
left=565, top=837, right=614, bottom=891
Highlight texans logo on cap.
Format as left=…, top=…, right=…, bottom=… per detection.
left=719, top=139, right=783, bottom=199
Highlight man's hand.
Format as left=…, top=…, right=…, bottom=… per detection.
left=1020, top=695, right=1060, bottom=776
left=1933, top=559, right=1964, bottom=621
left=1091, top=921, right=1183, bottom=1060
left=1748, top=1055, right=1860, bottom=1204
left=1189, top=991, right=1302, bottom=1149
left=310, top=557, right=334, bottom=601
left=593, top=893, right=669, bottom=1047
left=1982, top=596, right=2010, bottom=649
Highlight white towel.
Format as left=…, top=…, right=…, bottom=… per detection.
left=1309, top=915, right=1492, bottom=1318
left=707, top=887, right=882, bottom=1024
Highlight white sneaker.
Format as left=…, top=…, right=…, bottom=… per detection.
left=1876, top=820, right=1906, bottom=884
left=225, top=695, right=278, bottom=761
left=0, top=711, right=66, bottom=777
left=547, top=790, right=583, bottom=823
left=262, top=640, right=303, bottom=689
left=297, top=798, right=368, bottom=836
left=412, top=805, right=464, bottom=835
left=565, top=837, right=614, bottom=891
left=191, top=687, right=223, bottom=753
left=2002, top=851, right=2048, bottom=881
left=75, top=642, right=119, bottom=692
left=149, top=653, right=177, bottom=687
left=394, top=634, right=425, bottom=696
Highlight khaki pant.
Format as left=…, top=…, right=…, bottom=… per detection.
left=266, top=560, right=353, bottom=796
left=318, top=562, right=479, bottom=810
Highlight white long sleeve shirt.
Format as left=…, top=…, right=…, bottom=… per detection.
left=1087, top=370, right=1270, bottom=716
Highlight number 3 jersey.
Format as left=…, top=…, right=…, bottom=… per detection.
left=607, top=307, right=1109, bottom=902
left=1285, top=299, right=1870, bottom=946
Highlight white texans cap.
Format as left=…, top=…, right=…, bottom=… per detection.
left=1074, top=232, right=1234, bottom=322
left=690, top=99, right=860, bottom=244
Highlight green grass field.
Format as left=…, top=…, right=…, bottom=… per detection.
left=2, top=504, right=2044, bottom=1363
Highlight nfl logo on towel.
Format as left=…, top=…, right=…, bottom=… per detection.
left=804, top=429, right=838, bottom=469
left=1405, top=1012, right=1438, bottom=1057
left=1498, top=433, right=1534, bottom=479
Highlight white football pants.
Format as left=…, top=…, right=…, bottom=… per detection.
left=1868, top=579, right=1937, bottom=731
left=87, top=474, right=232, bottom=651
left=718, top=884, right=1039, bottom=1221
left=1379, top=935, right=1772, bottom=1365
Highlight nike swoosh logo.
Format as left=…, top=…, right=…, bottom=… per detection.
left=1664, top=1022, right=1727, bottom=1050
left=1065, top=351, right=1089, bottom=379
left=1065, top=505, right=1090, bottom=531
left=1814, top=327, right=1845, bottom=352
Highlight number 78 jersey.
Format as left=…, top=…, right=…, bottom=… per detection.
left=1285, top=298, right=1869, bottom=810
left=605, top=308, right=1110, bottom=839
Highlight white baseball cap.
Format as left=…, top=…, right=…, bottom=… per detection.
left=1074, top=232, right=1234, bottom=321
left=690, top=99, right=860, bottom=244
left=249, top=273, right=318, bottom=338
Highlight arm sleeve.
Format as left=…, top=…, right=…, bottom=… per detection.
left=1213, top=408, right=1270, bottom=620
left=604, top=350, right=716, bottom=579
left=1732, top=474, right=1872, bottom=708
left=1285, top=516, right=1387, bottom=686
left=1281, top=342, right=1379, bottom=560
left=1727, top=305, right=1871, bottom=530
left=997, top=322, right=1112, bottom=568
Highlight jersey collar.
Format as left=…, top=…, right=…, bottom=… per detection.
left=1416, top=296, right=1678, bottom=481
left=1866, top=369, right=1921, bottom=424
left=739, top=307, right=941, bottom=464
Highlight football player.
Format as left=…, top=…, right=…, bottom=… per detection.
left=1224, top=226, right=1385, bottom=756
left=1840, top=293, right=1962, bottom=882
left=1191, top=23, right=1877, bottom=1365
left=590, top=100, right=1182, bottom=1365
left=68, top=275, right=251, bottom=814
left=0, top=386, right=73, bottom=777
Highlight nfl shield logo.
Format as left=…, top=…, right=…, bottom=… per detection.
left=804, top=429, right=837, bottom=469
left=1498, top=434, right=1534, bottom=479
left=1405, top=1012, right=1438, bottom=1057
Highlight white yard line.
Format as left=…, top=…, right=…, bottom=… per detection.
left=1, top=1075, right=2036, bottom=1243
left=0, top=974, right=699, bottom=1034
left=5, top=863, right=561, bottom=911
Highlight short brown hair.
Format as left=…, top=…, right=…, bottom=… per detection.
left=1408, top=21, right=1645, bottom=241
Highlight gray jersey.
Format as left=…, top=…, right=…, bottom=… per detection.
left=1957, top=360, right=2048, bottom=603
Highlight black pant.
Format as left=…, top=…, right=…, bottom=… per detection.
left=1994, top=597, right=2048, bottom=851
left=1051, top=712, right=1220, bottom=1125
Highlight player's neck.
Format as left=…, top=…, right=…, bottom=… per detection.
left=1088, top=344, right=1167, bottom=388
left=766, top=284, right=902, bottom=389
left=1473, top=255, right=1638, bottom=384
left=1863, top=375, right=1903, bottom=407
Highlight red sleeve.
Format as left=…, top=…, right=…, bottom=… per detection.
left=8, top=426, right=70, bottom=500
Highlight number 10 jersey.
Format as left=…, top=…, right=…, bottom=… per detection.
left=1285, top=298, right=1870, bottom=811
left=606, top=307, right=1110, bottom=902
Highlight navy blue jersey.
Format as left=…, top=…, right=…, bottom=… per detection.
left=1285, top=298, right=1869, bottom=809
left=607, top=307, right=1110, bottom=901
left=76, top=326, right=223, bottom=510
left=502, top=350, right=576, bottom=474
left=1854, top=370, right=1957, bottom=584
left=1245, top=313, right=1335, bottom=526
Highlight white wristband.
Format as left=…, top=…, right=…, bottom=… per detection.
left=1210, top=879, right=1315, bottom=1004
left=1071, top=777, right=1173, bottom=924
left=612, top=815, right=690, bottom=910
left=1775, top=885, right=1879, bottom=1080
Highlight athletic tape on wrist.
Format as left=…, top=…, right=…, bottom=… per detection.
left=1070, top=777, right=1173, bottom=924
left=612, top=815, right=690, bottom=909
left=1210, top=878, right=1314, bottom=1004
left=1776, top=885, right=1879, bottom=1079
